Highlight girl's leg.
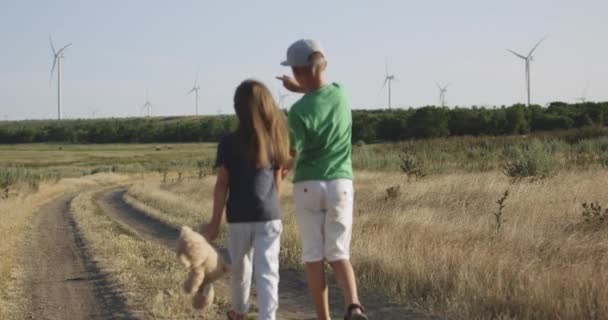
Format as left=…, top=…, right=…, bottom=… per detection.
left=227, top=223, right=254, bottom=315
left=252, top=220, right=282, bottom=320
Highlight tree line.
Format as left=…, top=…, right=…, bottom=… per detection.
left=0, top=102, right=606, bottom=144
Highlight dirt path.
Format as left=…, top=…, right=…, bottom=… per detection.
left=19, top=193, right=136, bottom=320
left=98, top=188, right=437, bottom=320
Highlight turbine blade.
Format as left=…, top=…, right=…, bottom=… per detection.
left=507, top=49, right=527, bottom=59
left=528, top=36, right=548, bottom=56
left=378, top=78, right=388, bottom=95
left=435, top=81, right=441, bottom=89
left=50, top=57, right=57, bottom=82
left=187, top=88, right=195, bottom=94
left=57, top=43, right=72, bottom=55
left=49, top=36, right=57, bottom=55
left=385, top=58, right=389, bottom=76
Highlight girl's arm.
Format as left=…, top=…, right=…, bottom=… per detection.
left=202, top=166, right=229, bottom=241
left=274, top=166, right=283, bottom=196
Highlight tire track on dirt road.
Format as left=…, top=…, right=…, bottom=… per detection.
left=20, top=193, right=137, bottom=320
left=97, top=188, right=438, bottom=320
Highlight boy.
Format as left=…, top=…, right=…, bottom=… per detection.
left=277, top=39, right=367, bottom=320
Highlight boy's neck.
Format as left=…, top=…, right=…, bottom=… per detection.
left=303, top=78, right=326, bottom=93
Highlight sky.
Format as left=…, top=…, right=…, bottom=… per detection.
left=1, top=0, right=607, bottom=120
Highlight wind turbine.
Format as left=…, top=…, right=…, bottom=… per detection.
left=142, top=90, right=152, bottom=117
left=187, top=70, right=201, bottom=115
left=380, top=58, right=397, bottom=110
left=435, top=81, right=451, bottom=107
left=507, top=36, right=547, bottom=106
left=49, top=37, right=72, bottom=120
left=574, top=83, right=589, bottom=103
left=91, top=108, right=99, bottom=119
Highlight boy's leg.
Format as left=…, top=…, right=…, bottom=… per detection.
left=305, top=261, right=330, bottom=320
left=324, top=179, right=362, bottom=310
left=293, top=181, right=330, bottom=320
left=227, top=223, right=254, bottom=315
left=252, top=220, right=282, bottom=320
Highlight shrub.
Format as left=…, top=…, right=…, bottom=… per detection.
left=502, top=140, right=559, bottom=182
left=581, top=202, right=608, bottom=225
left=196, top=160, right=211, bottom=179
left=0, top=166, right=42, bottom=198
left=399, top=151, right=426, bottom=181
left=385, top=185, right=401, bottom=201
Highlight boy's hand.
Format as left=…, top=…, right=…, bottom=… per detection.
left=276, top=75, right=303, bottom=93
left=200, top=223, right=219, bottom=241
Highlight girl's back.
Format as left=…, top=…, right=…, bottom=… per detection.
left=215, top=133, right=280, bottom=223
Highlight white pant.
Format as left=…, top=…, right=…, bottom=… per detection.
left=227, top=220, right=282, bottom=320
left=293, top=179, right=354, bottom=263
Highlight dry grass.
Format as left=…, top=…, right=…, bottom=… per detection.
left=69, top=188, right=228, bottom=319
left=0, top=173, right=129, bottom=318
left=127, top=170, right=608, bottom=320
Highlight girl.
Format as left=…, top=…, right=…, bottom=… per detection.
left=202, top=80, right=291, bottom=320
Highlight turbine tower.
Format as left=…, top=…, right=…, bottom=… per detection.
left=380, top=59, right=396, bottom=110
left=435, top=81, right=451, bottom=107
left=575, top=83, right=589, bottom=103
left=187, top=70, right=201, bottom=115
left=49, top=37, right=72, bottom=120
left=142, top=90, right=152, bottom=117
left=507, top=36, right=547, bottom=106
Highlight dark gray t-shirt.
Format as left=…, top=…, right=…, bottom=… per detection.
left=215, top=133, right=280, bottom=223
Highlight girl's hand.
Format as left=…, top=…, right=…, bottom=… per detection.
left=276, top=75, right=303, bottom=93
left=201, top=223, right=219, bottom=241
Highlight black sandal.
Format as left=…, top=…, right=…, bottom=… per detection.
left=344, top=303, right=368, bottom=320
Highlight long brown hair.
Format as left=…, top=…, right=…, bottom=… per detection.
left=233, top=79, right=291, bottom=169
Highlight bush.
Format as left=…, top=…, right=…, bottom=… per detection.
left=502, top=140, right=559, bottom=181
left=0, top=166, right=42, bottom=198
left=385, top=185, right=401, bottom=201
left=399, top=151, right=426, bottom=181
left=581, top=202, right=608, bottom=225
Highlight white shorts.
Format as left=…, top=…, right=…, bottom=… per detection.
left=293, top=179, right=354, bottom=263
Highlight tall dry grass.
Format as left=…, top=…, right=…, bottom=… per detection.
left=127, top=170, right=608, bottom=320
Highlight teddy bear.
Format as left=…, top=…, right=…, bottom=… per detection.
left=176, top=225, right=229, bottom=310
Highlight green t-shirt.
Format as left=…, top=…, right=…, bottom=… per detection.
left=288, top=83, right=353, bottom=183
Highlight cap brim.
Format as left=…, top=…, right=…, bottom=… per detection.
left=280, top=60, right=291, bottom=66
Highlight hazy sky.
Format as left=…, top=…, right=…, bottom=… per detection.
left=1, top=0, right=607, bottom=120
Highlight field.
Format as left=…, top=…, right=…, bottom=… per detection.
left=1, top=135, right=608, bottom=319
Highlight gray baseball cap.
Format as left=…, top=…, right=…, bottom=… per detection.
left=280, top=39, right=325, bottom=67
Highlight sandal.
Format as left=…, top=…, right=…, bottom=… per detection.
left=344, top=303, right=368, bottom=320
left=226, top=310, right=245, bottom=320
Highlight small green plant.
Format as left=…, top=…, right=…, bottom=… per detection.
left=399, top=151, right=426, bottom=181
left=385, top=185, right=402, bottom=201
left=581, top=202, right=608, bottom=225
left=492, top=190, right=509, bottom=234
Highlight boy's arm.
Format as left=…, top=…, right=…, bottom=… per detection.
left=277, top=75, right=305, bottom=93
left=203, top=166, right=228, bottom=241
